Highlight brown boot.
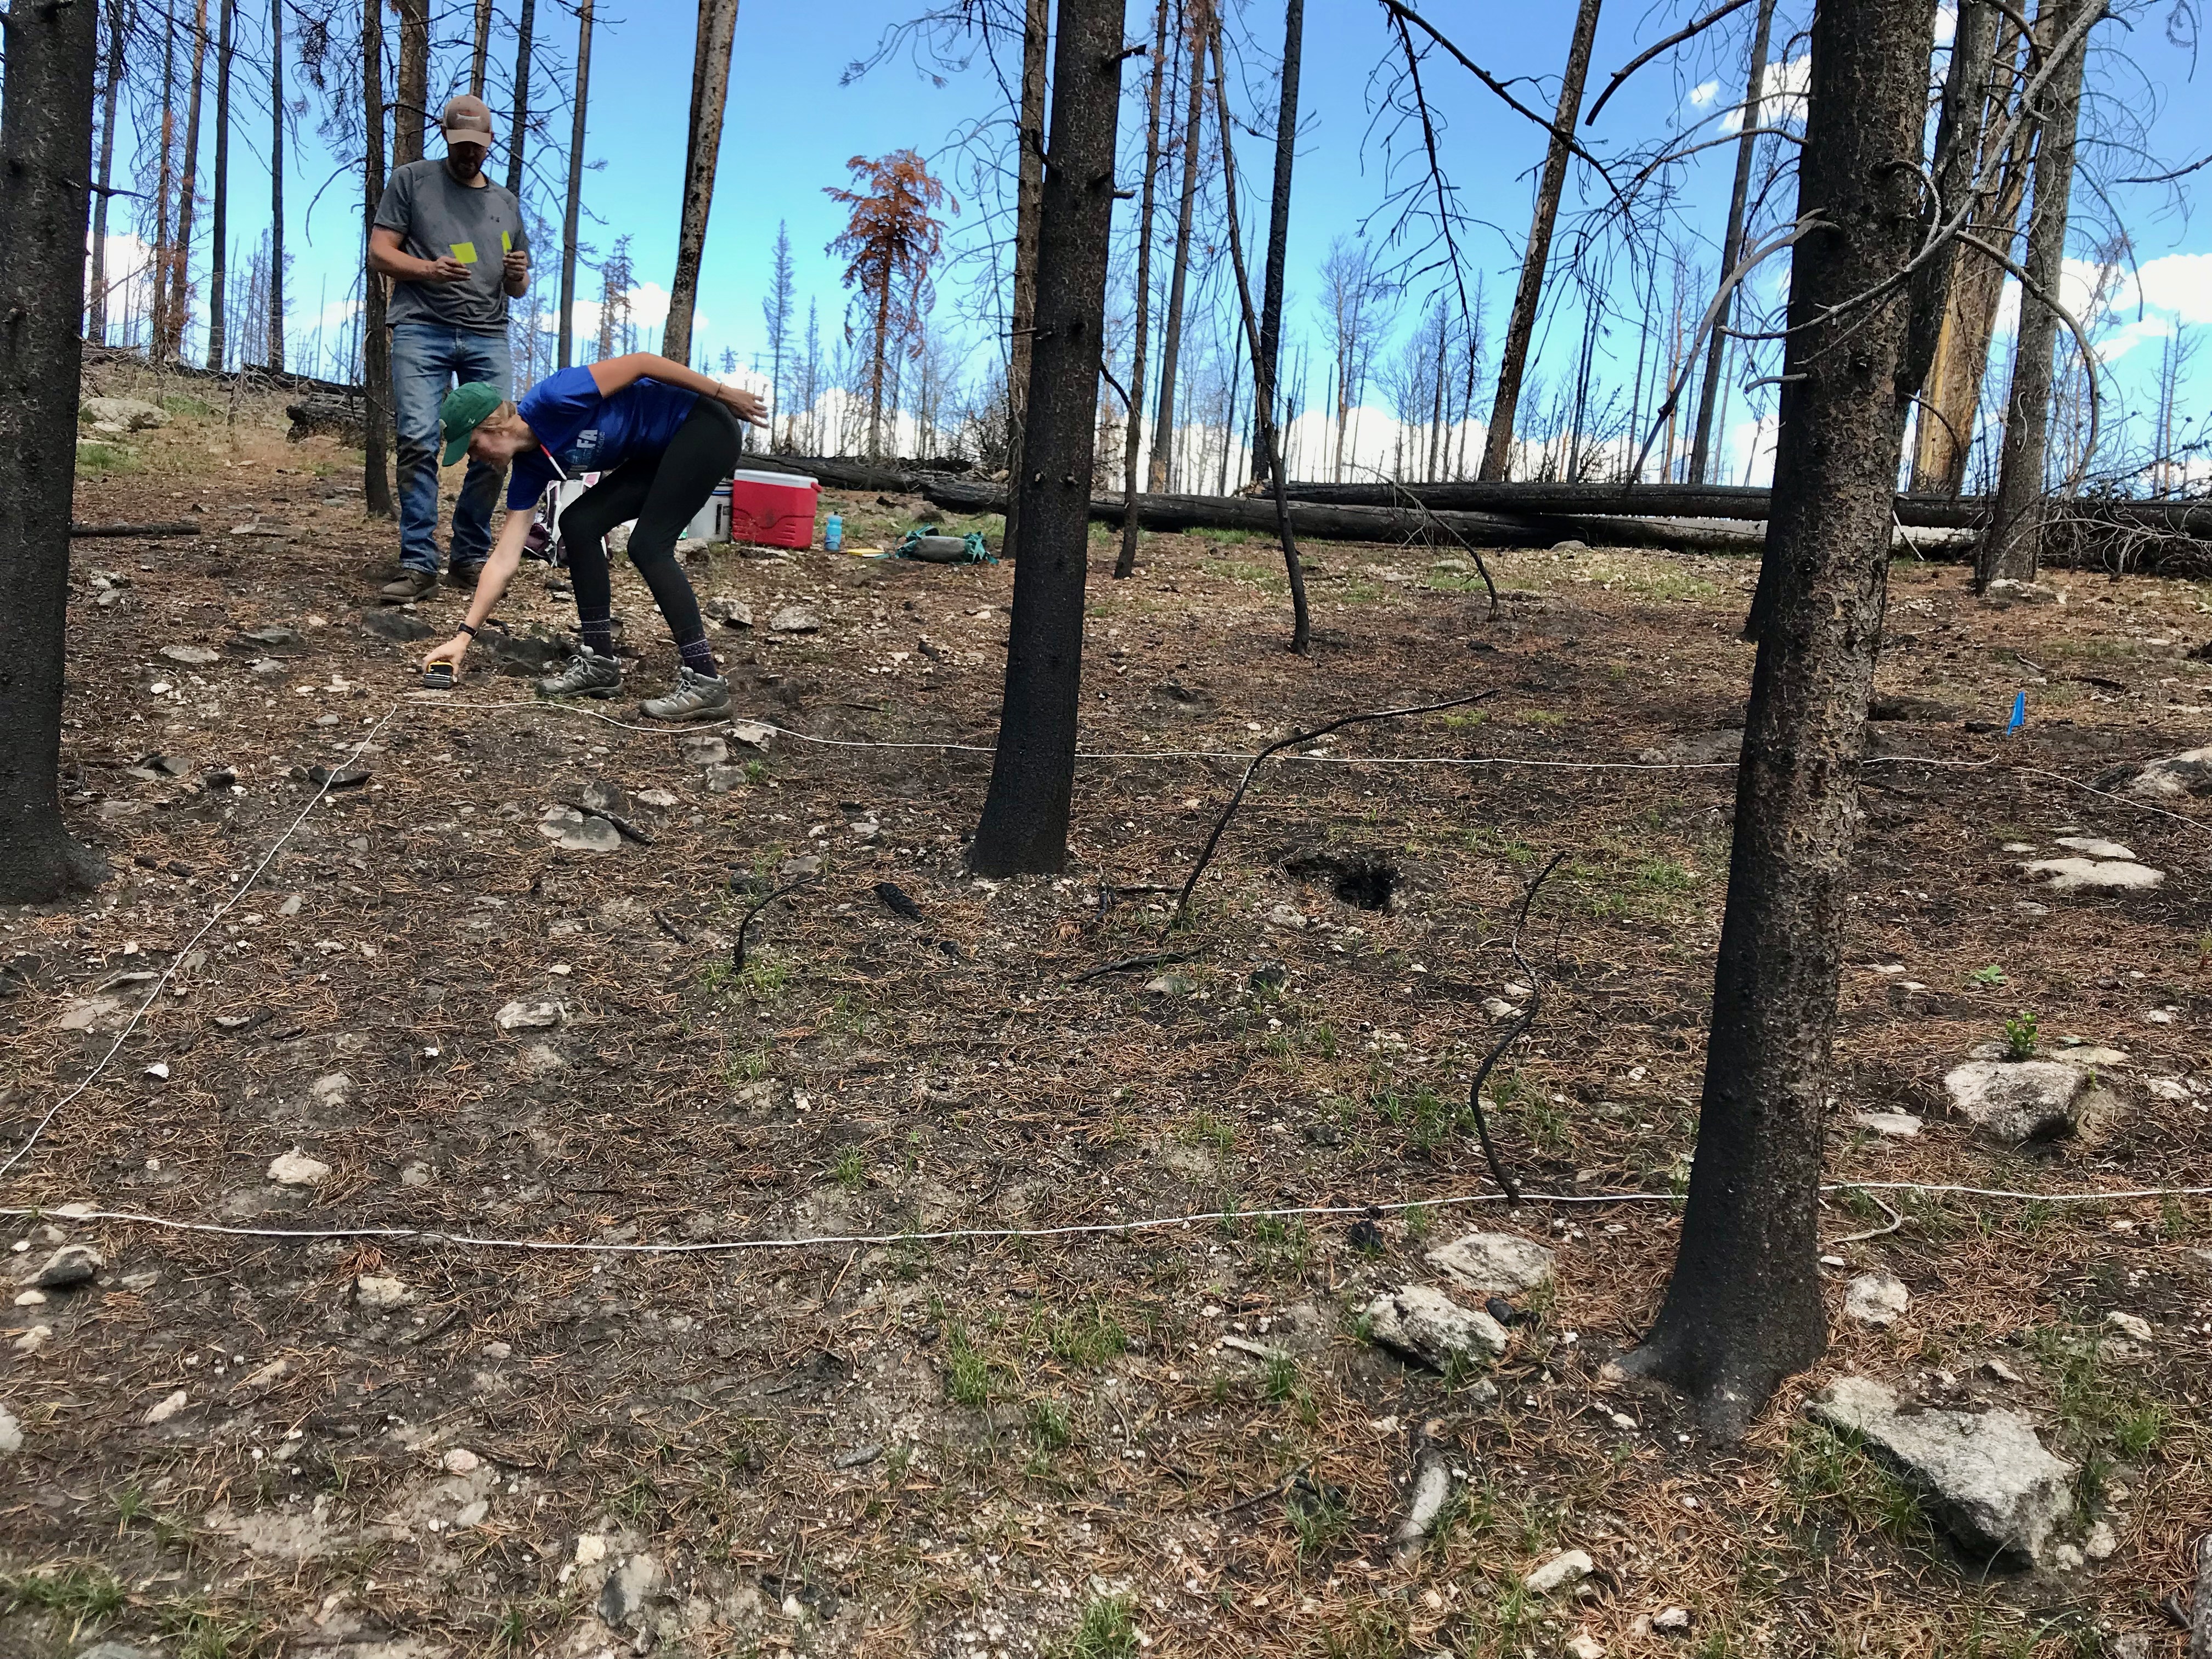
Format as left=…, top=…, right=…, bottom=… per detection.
left=379, top=567, right=437, bottom=603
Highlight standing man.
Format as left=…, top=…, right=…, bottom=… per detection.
left=368, top=94, right=529, bottom=602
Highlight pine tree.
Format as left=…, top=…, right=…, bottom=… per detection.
left=826, top=151, right=955, bottom=461
left=763, top=221, right=796, bottom=449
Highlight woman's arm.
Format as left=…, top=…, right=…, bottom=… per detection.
left=424, top=505, right=537, bottom=672
left=586, top=352, right=769, bottom=425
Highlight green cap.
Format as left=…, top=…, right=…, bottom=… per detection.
left=439, top=381, right=505, bottom=465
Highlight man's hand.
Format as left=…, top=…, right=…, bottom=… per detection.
left=426, top=253, right=472, bottom=284
left=717, top=385, right=770, bottom=428
left=424, top=634, right=471, bottom=674
left=501, top=248, right=529, bottom=294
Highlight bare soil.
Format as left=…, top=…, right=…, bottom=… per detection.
left=3, top=368, right=2209, bottom=1659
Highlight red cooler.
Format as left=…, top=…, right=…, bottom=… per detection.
left=725, top=470, right=821, bottom=550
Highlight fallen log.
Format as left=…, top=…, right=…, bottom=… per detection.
left=70, top=521, right=201, bottom=538
left=1280, top=478, right=2212, bottom=535
left=286, top=392, right=365, bottom=445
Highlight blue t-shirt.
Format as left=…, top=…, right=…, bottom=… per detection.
left=506, top=366, right=699, bottom=509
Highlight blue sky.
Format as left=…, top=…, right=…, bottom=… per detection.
left=99, top=0, right=2212, bottom=484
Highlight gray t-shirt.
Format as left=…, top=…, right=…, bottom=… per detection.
left=373, top=159, right=529, bottom=333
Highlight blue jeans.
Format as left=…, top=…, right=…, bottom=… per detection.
left=390, top=321, right=512, bottom=573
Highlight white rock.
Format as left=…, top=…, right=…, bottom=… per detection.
left=1844, top=1272, right=1910, bottom=1327
left=635, top=788, right=679, bottom=810
left=1943, top=1058, right=2119, bottom=1143
left=2106, top=744, right=2212, bottom=800
left=2147, top=1076, right=2191, bottom=1101
left=728, top=720, right=777, bottom=751
left=453, top=1498, right=490, bottom=1527
left=1425, top=1232, right=1557, bottom=1297
left=1982, top=577, right=2062, bottom=605
left=143, top=1060, right=170, bottom=1081
left=2021, top=856, right=2164, bottom=893
left=82, top=396, right=171, bottom=430
left=1364, top=1285, right=1510, bottom=1369
left=145, top=1389, right=188, bottom=1424
left=1851, top=1110, right=1923, bottom=1138
left=0, top=1403, right=19, bottom=1454
left=2052, top=835, right=2135, bottom=861
left=354, top=1274, right=411, bottom=1311
left=600, top=1551, right=664, bottom=1627
left=1564, top=1635, right=1606, bottom=1659
left=573, top=1533, right=608, bottom=1567
left=537, top=805, right=622, bottom=853
left=494, top=1000, right=566, bottom=1031
left=1480, top=996, right=1525, bottom=1020
left=2083, top=1518, right=2119, bottom=1560
left=768, top=605, right=822, bottom=634
left=441, top=1447, right=482, bottom=1475
left=1807, top=1375, right=2074, bottom=1564
left=1523, top=1549, right=1593, bottom=1595
left=679, top=734, right=729, bottom=767
left=30, top=1244, right=103, bottom=1290
left=160, top=644, right=220, bottom=666
left=1392, top=1453, right=1453, bottom=1559
left=309, top=1073, right=354, bottom=1111
left=267, top=1149, right=331, bottom=1187
left=707, top=595, right=754, bottom=628
left=702, top=763, right=749, bottom=793
left=1983, top=1357, right=2023, bottom=1385
left=1651, top=1607, right=1692, bottom=1633
left=2104, top=1311, right=2153, bottom=1343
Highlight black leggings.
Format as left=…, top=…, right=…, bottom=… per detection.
left=557, top=397, right=742, bottom=647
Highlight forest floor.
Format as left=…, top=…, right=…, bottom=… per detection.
left=2, top=366, right=2209, bottom=1659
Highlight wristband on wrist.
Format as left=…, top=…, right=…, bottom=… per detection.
left=457, top=622, right=478, bottom=637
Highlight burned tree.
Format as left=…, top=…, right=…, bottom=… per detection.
left=1620, top=0, right=1939, bottom=1437
left=0, top=0, right=106, bottom=901
left=825, top=150, right=955, bottom=461
left=1687, top=0, right=1776, bottom=485
left=556, top=0, right=595, bottom=368
left=663, top=0, right=741, bottom=366
left=363, top=0, right=394, bottom=514
left=971, top=0, right=1128, bottom=875
left=1114, top=0, right=1172, bottom=581
left=1147, top=0, right=1209, bottom=494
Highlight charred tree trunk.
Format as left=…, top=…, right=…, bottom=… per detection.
left=1618, top=0, right=1938, bottom=1439
left=0, top=0, right=107, bottom=901
left=363, top=0, right=394, bottom=515
left=1477, top=0, right=1600, bottom=481
left=206, top=0, right=234, bottom=369
left=267, top=0, right=285, bottom=369
left=396, top=0, right=430, bottom=166
left=87, top=0, right=128, bottom=346
left=557, top=0, right=595, bottom=368
left=506, top=0, right=537, bottom=198
left=1981, top=0, right=2092, bottom=586
left=1148, top=0, right=1207, bottom=494
left=152, top=7, right=177, bottom=358
left=1688, top=0, right=1776, bottom=484
left=972, top=0, right=1128, bottom=876
left=1209, top=13, right=1309, bottom=651
left=1900, top=0, right=1994, bottom=402
left=1910, top=14, right=2033, bottom=494
left=1250, top=0, right=1303, bottom=490
left=471, top=0, right=495, bottom=93
left=164, top=0, right=209, bottom=360
left=1002, top=0, right=1050, bottom=560
left=1115, top=0, right=1173, bottom=580
left=663, top=0, right=740, bottom=366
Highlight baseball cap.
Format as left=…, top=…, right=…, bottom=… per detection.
left=439, top=381, right=505, bottom=465
left=441, top=93, right=498, bottom=146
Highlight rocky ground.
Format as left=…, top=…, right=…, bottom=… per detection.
left=3, top=365, right=2210, bottom=1659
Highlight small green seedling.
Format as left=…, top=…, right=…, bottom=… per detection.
left=2003, top=1009, right=2039, bottom=1061
left=1968, top=964, right=2007, bottom=987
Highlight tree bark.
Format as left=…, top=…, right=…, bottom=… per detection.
left=163, top=0, right=209, bottom=361
left=0, top=0, right=107, bottom=902
left=471, top=0, right=495, bottom=94
left=506, top=0, right=537, bottom=198
left=2188, top=1531, right=2212, bottom=1659
left=971, top=0, right=1128, bottom=877
left=1477, top=0, right=1601, bottom=481
left=663, top=0, right=740, bottom=367
left=557, top=0, right=595, bottom=369
left=1209, top=13, right=1309, bottom=651
left=1980, top=0, right=2091, bottom=586
left=206, top=0, right=235, bottom=369
left=395, top=0, right=430, bottom=166
left=1002, top=0, right=1051, bottom=559
left=1910, top=14, right=2033, bottom=494
left=152, top=7, right=178, bottom=358
left=1688, top=0, right=1776, bottom=484
left=87, top=0, right=128, bottom=346
left=267, top=0, right=285, bottom=369
left=1114, top=0, right=1173, bottom=580
left=1899, top=0, right=1994, bottom=401
left=1617, top=0, right=1937, bottom=1440
left=1147, top=0, right=1208, bottom=494
left=363, top=0, right=394, bottom=516
left=1250, top=0, right=1304, bottom=490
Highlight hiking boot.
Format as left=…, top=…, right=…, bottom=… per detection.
left=448, top=561, right=488, bottom=589
left=535, top=648, right=623, bottom=700
left=379, top=567, right=437, bottom=603
left=640, top=665, right=730, bottom=723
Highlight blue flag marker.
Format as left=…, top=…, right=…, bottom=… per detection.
left=2007, top=691, right=2027, bottom=736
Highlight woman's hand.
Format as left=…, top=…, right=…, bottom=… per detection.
left=424, top=634, right=471, bottom=674
left=717, top=384, right=770, bottom=427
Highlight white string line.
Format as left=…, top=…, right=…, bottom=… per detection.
left=0, top=704, right=405, bottom=1184
left=5, top=1179, right=2208, bottom=1258
left=448, top=700, right=2212, bottom=830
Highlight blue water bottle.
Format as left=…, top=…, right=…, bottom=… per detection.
left=823, top=513, right=843, bottom=553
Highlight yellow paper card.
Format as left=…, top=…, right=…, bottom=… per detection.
left=451, top=241, right=478, bottom=264
left=500, top=231, right=512, bottom=252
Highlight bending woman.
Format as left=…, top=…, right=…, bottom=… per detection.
left=424, top=353, right=768, bottom=721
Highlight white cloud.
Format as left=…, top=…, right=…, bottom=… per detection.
left=560, top=284, right=696, bottom=345
left=1991, top=255, right=2114, bottom=337
left=2120, top=251, right=2212, bottom=325
left=1721, top=53, right=1810, bottom=135
left=1934, top=5, right=1957, bottom=47
left=1688, top=79, right=1720, bottom=108
left=315, top=297, right=360, bottom=332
